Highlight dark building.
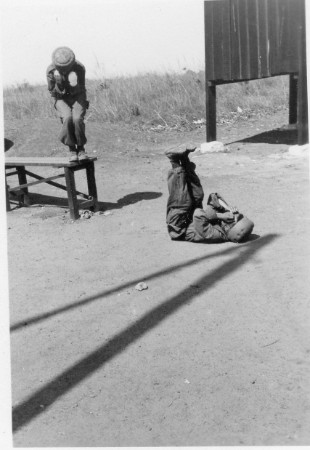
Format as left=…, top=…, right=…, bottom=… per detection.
left=204, top=0, right=308, bottom=144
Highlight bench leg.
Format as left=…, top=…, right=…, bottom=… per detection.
left=17, top=166, right=31, bottom=206
left=206, top=81, right=217, bottom=142
left=64, top=167, right=79, bottom=220
left=86, top=162, right=98, bottom=211
left=5, top=178, right=11, bottom=211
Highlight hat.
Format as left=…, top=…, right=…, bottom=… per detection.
left=52, top=47, right=75, bottom=71
left=227, top=216, right=254, bottom=243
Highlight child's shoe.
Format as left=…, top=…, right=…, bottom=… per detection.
left=69, top=147, right=78, bottom=162
left=165, top=144, right=196, bottom=159
left=77, top=147, right=89, bottom=161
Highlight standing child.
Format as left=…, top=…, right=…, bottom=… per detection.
left=46, top=47, right=89, bottom=162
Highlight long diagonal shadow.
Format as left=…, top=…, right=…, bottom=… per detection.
left=11, top=241, right=258, bottom=332
left=12, top=234, right=277, bottom=432
left=227, top=128, right=297, bottom=146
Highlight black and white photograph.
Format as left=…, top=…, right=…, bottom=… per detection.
left=1, top=0, right=310, bottom=447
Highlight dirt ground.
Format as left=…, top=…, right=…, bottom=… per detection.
left=4, top=109, right=310, bottom=446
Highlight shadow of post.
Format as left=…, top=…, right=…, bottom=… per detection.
left=228, top=128, right=298, bottom=145
left=12, top=233, right=277, bottom=432
left=12, top=234, right=260, bottom=332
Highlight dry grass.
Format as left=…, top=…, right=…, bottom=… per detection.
left=3, top=72, right=289, bottom=129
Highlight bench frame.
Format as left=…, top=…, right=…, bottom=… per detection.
left=5, top=157, right=98, bottom=220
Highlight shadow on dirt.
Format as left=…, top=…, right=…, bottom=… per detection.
left=15, top=191, right=163, bottom=212
left=229, top=128, right=298, bottom=146
left=4, top=138, right=14, bottom=152
left=97, top=191, right=163, bottom=211
left=11, top=232, right=260, bottom=333
left=246, top=233, right=260, bottom=242
left=12, top=233, right=278, bottom=433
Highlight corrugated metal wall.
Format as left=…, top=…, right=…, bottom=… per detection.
left=205, top=0, right=304, bottom=81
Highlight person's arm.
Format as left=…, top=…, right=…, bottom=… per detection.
left=75, top=61, right=86, bottom=89
left=218, top=197, right=241, bottom=224
left=47, top=65, right=67, bottom=97
left=216, top=211, right=235, bottom=223
left=46, top=66, right=56, bottom=94
left=218, top=197, right=238, bottom=214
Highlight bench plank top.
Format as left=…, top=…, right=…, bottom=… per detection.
left=5, top=156, right=97, bottom=167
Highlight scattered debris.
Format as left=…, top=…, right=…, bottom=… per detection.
left=97, top=210, right=112, bottom=216
left=150, top=124, right=166, bottom=132
left=135, top=282, right=148, bottom=291
left=184, top=379, right=190, bottom=384
left=287, top=144, right=309, bottom=157
left=80, top=210, right=93, bottom=219
left=193, top=118, right=206, bottom=125
left=200, top=141, right=229, bottom=153
left=261, top=339, right=280, bottom=348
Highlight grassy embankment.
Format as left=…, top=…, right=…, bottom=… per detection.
left=3, top=71, right=289, bottom=130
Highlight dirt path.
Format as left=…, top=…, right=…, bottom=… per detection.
left=5, top=110, right=310, bottom=446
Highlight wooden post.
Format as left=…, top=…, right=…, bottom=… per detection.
left=5, top=178, right=11, bottom=211
left=86, top=161, right=98, bottom=211
left=16, top=166, right=30, bottom=206
left=206, top=81, right=217, bottom=142
left=297, top=0, right=308, bottom=144
left=64, top=167, right=79, bottom=220
left=85, top=161, right=98, bottom=211
left=289, top=74, right=298, bottom=124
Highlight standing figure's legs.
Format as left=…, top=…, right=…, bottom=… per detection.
left=72, top=93, right=88, bottom=155
left=55, top=99, right=76, bottom=148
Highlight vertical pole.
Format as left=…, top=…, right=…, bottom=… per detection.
left=289, top=74, right=298, bottom=124
left=64, top=167, right=79, bottom=220
left=206, top=81, right=217, bottom=142
left=17, top=166, right=30, bottom=206
left=5, top=176, right=11, bottom=211
left=86, top=161, right=98, bottom=211
left=297, top=0, right=308, bottom=144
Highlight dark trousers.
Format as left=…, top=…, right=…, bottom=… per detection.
left=166, top=164, right=228, bottom=243
left=55, top=93, right=88, bottom=148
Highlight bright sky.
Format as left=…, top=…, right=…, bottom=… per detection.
left=0, top=0, right=205, bottom=87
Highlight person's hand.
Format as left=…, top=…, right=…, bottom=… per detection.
left=54, top=70, right=65, bottom=93
left=68, top=71, right=78, bottom=87
left=219, top=212, right=235, bottom=223
left=54, top=70, right=62, bottom=82
left=230, top=206, right=239, bottom=213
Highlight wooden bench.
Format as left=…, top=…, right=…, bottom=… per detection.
left=5, top=156, right=98, bottom=220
